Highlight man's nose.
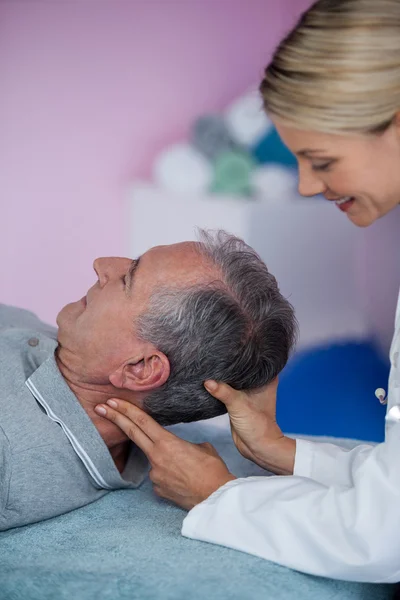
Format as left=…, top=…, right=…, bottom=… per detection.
left=297, top=165, right=326, bottom=198
left=93, top=257, right=130, bottom=287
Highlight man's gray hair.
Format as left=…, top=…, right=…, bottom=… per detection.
left=138, top=230, right=298, bottom=426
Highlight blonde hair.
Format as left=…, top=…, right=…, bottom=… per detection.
left=260, top=0, right=400, bottom=134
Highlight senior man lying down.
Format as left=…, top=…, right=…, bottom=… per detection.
left=0, top=230, right=297, bottom=531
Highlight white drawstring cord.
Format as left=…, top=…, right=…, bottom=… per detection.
left=375, top=388, right=387, bottom=405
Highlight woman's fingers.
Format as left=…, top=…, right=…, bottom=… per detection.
left=94, top=399, right=162, bottom=457
left=205, top=377, right=279, bottom=411
left=95, top=399, right=237, bottom=509
left=204, top=380, right=244, bottom=407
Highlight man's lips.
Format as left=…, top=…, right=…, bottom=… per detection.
left=83, top=284, right=97, bottom=307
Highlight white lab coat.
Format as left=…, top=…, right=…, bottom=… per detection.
left=182, top=289, right=400, bottom=583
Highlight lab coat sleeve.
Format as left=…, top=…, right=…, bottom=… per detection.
left=293, top=437, right=375, bottom=487
left=182, top=424, right=400, bottom=583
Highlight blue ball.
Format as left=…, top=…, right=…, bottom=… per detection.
left=277, top=341, right=389, bottom=442
left=252, top=127, right=297, bottom=168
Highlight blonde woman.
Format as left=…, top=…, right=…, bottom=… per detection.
left=96, top=0, right=400, bottom=585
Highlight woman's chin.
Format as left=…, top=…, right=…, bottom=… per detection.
left=347, top=214, right=374, bottom=227
left=346, top=204, right=379, bottom=228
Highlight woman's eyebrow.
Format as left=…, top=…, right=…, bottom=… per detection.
left=126, top=256, right=141, bottom=296
left=296, top=148, right=329, bottom=157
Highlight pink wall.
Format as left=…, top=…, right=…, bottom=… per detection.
left=1, top=0, right=310, bottom=324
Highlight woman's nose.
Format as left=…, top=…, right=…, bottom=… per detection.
left=297, top=166, right=326, bottom=198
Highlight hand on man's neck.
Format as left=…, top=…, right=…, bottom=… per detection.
left=55, top=347, right=144, bottom=470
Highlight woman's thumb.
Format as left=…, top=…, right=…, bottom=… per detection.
left=204, top=380, right=238, bottom=406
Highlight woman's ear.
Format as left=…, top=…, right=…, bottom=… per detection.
left=109, top=352, right=170, bottom=392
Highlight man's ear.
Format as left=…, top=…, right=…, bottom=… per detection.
left=109, top=351, right=170, bottom=392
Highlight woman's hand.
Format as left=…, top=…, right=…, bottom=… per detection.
left=95, top=400, right=236, bottom=510
left=205, top=378, right=296, bottom=475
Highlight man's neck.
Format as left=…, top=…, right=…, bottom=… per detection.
left=54, top=349, right=139, bottom=471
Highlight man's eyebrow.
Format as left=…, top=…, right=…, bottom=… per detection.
left=126, top=256, right=141, bottom=296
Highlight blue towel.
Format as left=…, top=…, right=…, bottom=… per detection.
left=0, top=422, right=394, bottom=600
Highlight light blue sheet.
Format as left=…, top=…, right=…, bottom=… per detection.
left=0, top=422, right=394, bottom=600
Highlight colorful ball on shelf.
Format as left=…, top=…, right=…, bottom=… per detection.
left=251, top=165, right=298, bottom=201
left=191, top=114, right=239, bottom=161
left=252, top=127, right=297, bottom=168
left=153, top=143, right=212, bottom=194
left=224, top=90, right=273, bottom=147
left=211, top=150, right=255, bottom=197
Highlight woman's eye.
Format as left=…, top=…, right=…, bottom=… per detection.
left=312, top=162, right=332, bottom=172
left=122, top=275, right=127, bottom=287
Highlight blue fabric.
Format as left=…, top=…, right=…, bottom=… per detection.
left=0, top=422, right=394, bottom=600
left=278, top=341, right=390, bottom=442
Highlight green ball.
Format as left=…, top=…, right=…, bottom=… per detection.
left=211, top=150, right=255, bottom=197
